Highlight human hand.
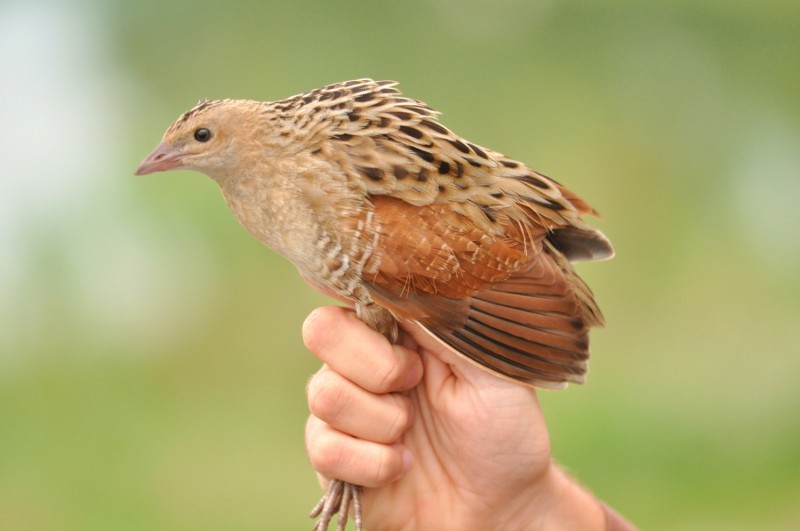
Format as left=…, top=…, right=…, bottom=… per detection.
left=303, top=306, right=608, bottom=530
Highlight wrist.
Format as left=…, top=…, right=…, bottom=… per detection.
left=493, top=462, right=606, bottom=531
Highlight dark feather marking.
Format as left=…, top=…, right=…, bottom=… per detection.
left=409, top=146, right=435, bottom=163
left=404, top=105, right=432, bottom=115
left=539, top=199, right=565, bottom=211
left=449, top=330, right=571, bottom=377
left=462, top=323, right=585, bottom=367
left=421, top=120, right=449, bottom=134
left=479, top=204, right=497, bottom=223
left=449, top=139, right=470, bottom=153
left=399, top=125, right=423, bottom=139
left=169, top=99, right=223, bottom=132
left=473, top=295, right=586, bottom=333
left=468, top=143, right=489, bottom=159
left=360, top=167, right=384, bottom=181
left=470, top=305, right=589, bottom=353
left=520, top=175, right=550, bottom=189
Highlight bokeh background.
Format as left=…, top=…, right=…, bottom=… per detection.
left=2, top=1, right=798, bottom=529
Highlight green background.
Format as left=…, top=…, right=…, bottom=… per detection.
left=2, top=1, right=798, bottom=529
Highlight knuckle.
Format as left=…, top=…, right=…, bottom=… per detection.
left=383, top=398, right=412, bottom=442
left=372, top=357, right=404, bottom=392
left=365, top=447, right=402, bottom=487
left=308, top=431, right=346, bottom=477
left=307, top=371, right=347, bottom=422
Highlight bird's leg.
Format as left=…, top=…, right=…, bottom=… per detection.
left=310, top=479, right=362, bottom=531
left=351, top=483, right=363, bottom=530
left=309, top=303, right=397, bottom=531
left=336, top=481, right=353, bottom=530
left=356, top=302, right=399, bottom=344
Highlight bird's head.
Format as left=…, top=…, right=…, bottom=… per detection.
left=136, top=99, right=264, bottom=180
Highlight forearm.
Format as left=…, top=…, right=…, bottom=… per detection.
left=485, top=463, right=601, bottom=531
left=493, top=464, right=635, bottom=531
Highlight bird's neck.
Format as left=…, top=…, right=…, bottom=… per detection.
left=214, top=156, right=369, bottom=289
left=216, top=162, right=306, bottom=260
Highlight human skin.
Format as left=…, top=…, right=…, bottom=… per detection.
left=303, top=306, right=607, bottom=531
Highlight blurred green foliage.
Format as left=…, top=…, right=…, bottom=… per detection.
left=1, top=0, right=798, bottom=529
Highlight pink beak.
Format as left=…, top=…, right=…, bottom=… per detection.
left=135, top=142, right=186, bottom=175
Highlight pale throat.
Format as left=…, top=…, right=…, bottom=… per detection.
left=214, top=161, right=374, bottom=295
left=217, top=169, right=314, bottom=261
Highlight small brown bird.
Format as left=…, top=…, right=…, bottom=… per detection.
left=136, top=79, right=613, bottom=531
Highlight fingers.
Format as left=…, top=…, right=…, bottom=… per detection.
left=308, top=365, right=414, bottom=444
left=303, top=306, right=423, bottom=393
left=303, top=306, right=420, bottom=487
left=306, top=415, right=413, bottom=487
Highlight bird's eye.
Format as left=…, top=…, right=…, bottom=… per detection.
left=194, top=128, right=212, bottom=142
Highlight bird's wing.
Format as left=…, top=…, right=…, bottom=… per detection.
left=300, top=79, right=613, bottom=261
left=359, top=196, right=601, bottom=387
left=285, top=79, right=611, bottom=386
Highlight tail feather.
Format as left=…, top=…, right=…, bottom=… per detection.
left=547, top=223, right=615, bottom=263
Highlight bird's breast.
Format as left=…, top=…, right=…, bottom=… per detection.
left=219, top=165, right=379, bottom=302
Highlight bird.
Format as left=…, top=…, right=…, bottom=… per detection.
left=136, top=79, right=614, bottom=531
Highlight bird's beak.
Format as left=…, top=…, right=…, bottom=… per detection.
left=135, top=142, right=186, bottom=175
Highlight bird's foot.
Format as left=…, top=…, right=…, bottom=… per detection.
left=310, top=479, right=362, bottom=531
